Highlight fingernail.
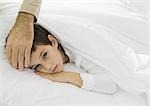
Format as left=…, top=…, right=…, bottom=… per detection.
left=25, top=63, right=28, bottom=68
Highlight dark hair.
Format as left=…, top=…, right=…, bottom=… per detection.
left=32, top=24, right=52, bottom=52
left=32, top=24, right=69, bottom=63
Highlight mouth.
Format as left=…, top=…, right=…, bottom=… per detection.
left=52, top=64, right=58, bottom=72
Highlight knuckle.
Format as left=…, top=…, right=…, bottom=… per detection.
left=18, top=51, right=24, bottom=57
left=6, top=43, right=12, bottom=48
left=26, top=50, right=31, bottom=55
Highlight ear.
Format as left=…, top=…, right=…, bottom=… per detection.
left=48, top=35, right=58, bottom=48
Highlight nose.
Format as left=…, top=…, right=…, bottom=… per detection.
left=41, top=61, right=54, bottom=72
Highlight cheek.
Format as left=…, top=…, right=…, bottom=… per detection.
left=48, top=50, right=56, bottom=59
left=50, top=51, right=61, bottom=60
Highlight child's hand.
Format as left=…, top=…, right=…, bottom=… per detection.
left=36, top=71, right=71, bottom=83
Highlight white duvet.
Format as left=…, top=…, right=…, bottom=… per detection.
left=0, top=0, right=149, bottom=106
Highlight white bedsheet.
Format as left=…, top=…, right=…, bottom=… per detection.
left=0, top=0, right=149, bottom=106
left=0, top=59, right=147, bottom=106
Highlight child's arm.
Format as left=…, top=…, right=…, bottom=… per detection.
left=36, top=71, right=83, bottom=87
left=36, top=70, right=117, bottom=94
left=66, top=72, right=83, bottom=87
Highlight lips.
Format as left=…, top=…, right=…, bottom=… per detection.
left=52, top=64, right=58, bottom=72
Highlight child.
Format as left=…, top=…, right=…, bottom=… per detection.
left=29, top=24, right=117, bottom=94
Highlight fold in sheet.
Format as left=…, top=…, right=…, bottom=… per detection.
left=38, top=15, right=150, bottom=105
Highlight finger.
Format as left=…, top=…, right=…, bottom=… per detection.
left=6, top=45, right=12, bottom=64
left=18, top=47, right=25, bottom=70
left=11, top=48, right=19, bottom=69
left=24, top=46, right=31, bottom=68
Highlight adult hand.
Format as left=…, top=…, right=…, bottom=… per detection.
left=6, top=12, right=34, bottom=70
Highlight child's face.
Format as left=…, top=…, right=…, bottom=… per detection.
left=29, top=35, right=64, bottom=73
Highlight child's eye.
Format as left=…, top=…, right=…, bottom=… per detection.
left=43, top=52, right=47, bottom=59
left=35, top=64, right=42, bottom=70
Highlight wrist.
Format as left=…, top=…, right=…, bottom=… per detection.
left=17, top=12, right=34, bottom=23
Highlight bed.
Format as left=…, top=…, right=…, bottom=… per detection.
left=0, top=0, right=149, bottom=106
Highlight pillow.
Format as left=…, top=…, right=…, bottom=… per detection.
left=0, top=59, right=147, bottom=106
left=0, top=59, right=109, bottom=105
